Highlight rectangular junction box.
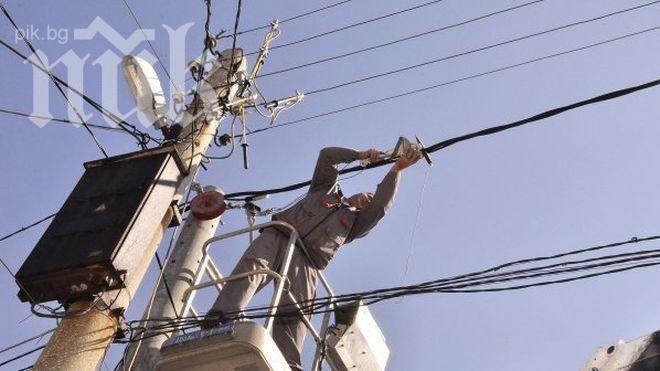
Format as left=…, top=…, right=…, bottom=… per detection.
left=15, top=145, right=186, bottom=303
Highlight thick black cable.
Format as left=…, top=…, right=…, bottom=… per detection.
left=220, top=243, right=660, bottom=318
left=356, top=260, right=660, bottom=308
left=426, top=261, right=660, bottom=294
left=415, top=236, right=658, bottom=288
left=420, top=251, right=660, bottom=292
left=258, top=0, right=544, bottom=78
left=224, top=35, right=660, bottom=200
left=218, top=0, right=352, bottom=39
left=425, top=76, right=660, bottom=153
left=124, top=234, right=660, bottom=332
left=0, top=345, right=45, bottom=368
left=247, top=25, right=660, bottom=141
left=0, top=37, right=156, bottom=148
left=358, top=257, right=660, bottom=308
left=226, top=0, right=243, bottom=86
left=293, top=1, right=660, bottom=93
left=0, top=4, right=110, bottom=157
left=127, top=258, right=660, bottom=336
left=0, top=213, right=56, bottom=243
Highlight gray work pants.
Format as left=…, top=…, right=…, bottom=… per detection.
left=209, top=228, right=318, bottom=371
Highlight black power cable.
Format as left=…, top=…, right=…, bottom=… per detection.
left=237, top=241, right=660, bottom=317
left=194, top=0, right=448, bottom=70
left=0, top=213, right=56, bottom=243
left=120, top=0, right=181, bottom=93
left=7, top=30, right=660, bottom=243
left=247, top=25, right=660, bottom=138
left=258, top=0, right=545, bottom=78
left=153, top=251, right=181, bottom=321
left=252, top=0, right=447, bottom=53
left=283, top=1, right=660, bottom=93
left=1, top=108, right=141, bottom=134
left=225, top=64, right=660, bottom=200
left=0, top=345, right=45, bottom=368
left=122, top=235, right=660, bottom=337
left=218, top=0, right=353, bottom=39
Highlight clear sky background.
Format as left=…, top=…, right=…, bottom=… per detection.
left=3, top=0, right=660, bottom=370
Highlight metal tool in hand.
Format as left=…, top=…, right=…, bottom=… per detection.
left=360, top=136, right=433, bottom=167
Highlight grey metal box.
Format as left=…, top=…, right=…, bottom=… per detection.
left=15, top=146, right=185, bottom=303
left=326, top=301, right=390, bottom=371
left=156, top=321, right=290, bottom=371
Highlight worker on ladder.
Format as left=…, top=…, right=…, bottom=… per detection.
left=204, top=145, right=422, bottom=370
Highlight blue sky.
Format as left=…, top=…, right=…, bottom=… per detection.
left=3, top=1, right=660, bottom=370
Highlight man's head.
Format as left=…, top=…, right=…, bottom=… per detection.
left=347, top=192, right=374, bottom=209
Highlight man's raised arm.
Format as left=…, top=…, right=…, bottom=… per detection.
left=347, top=147, right=421, bottom=242
left=309, top=147, right=381, bottom=193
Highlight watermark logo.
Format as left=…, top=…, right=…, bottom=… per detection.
left=15, top=24, right=69, bottom=45
left=21, top=16, right=194, bottom=128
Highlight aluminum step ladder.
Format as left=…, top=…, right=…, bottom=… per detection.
left=155, top=221, right=389, bottom=371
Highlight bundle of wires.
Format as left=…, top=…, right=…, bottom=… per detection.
left=119, top=234, right=660, bottom=343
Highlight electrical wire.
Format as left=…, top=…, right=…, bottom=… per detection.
left=0, top=328, right=54, bottom=355
left=120, top=0, right=181, bottom=93
left=0, top=213, right=56, bottom=243
left=10, top=26, right=660, bottom=240
left=0, top=255, right=40, bottom=305
left=251, top=25, right=660, bottom=137
left=0, top=345, right=45, bottom=368
left=205, top=115, right=238, bottom=160
left=122, top=0, right=222, bottom=361
left=399, top=167, right=431, bottom=285
left=5, top=3, right=660, bottom=350
left=198, top=0, right=447, bottom=68
left=239, top=253, right=660, bottom=318
left=224, top=40, right=660, bottom=200
left=154, top=252, right=180, bottom=320
left=218, top=0, right=352, bottom=39
left=254, top=0, right=447, bottom=54
left=0, top=37, right=157, bottom=148
left=0, top=4, right=110, bottom=157
left=226, top=0, right=243, bottom=88
left=296, top=1, right=660, bottom=94
left=0, top=108, right=142, bottom=135
left=149, top=236, right=660, bottom=321
left=258, top=0, right=545, bottom=78
left=121, top=234, right=660, bottom=337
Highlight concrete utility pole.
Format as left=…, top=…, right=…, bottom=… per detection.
left=122, top=185, right=225, bottom=370
left=32, top=55, right=243, bottom=370
left=34, top=208, right=173, bottom=370
left=29, top=17, right=284, bottom=369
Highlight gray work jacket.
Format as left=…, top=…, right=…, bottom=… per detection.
left=272, top=147, right=400, bottom=270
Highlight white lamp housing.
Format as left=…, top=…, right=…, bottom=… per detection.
left=122, top=55, right=168, bottom=129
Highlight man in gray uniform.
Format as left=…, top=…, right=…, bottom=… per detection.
left=205, top=146, right=421, bottom=370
